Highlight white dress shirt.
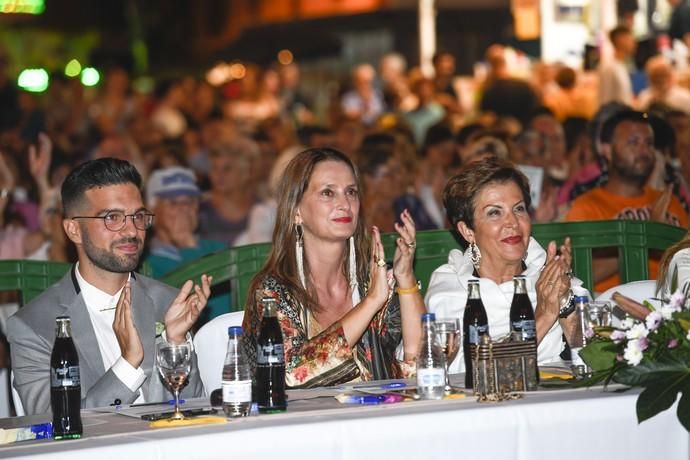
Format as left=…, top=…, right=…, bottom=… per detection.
left=425, top=237, right=590, bottom=373
left=75, top=263, right=146, bottom=403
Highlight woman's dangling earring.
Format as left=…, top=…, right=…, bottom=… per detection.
left=522, top=249, right=528, bottom=262
left=295, top=223, right=306, bottom=288
left=469, top=241, right=481, bottom=268
left=348, top=236, right=358, bottom=291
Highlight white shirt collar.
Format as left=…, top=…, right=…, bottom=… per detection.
left=74, top=262, right=130, bottom=313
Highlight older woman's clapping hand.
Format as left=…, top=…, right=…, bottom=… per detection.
left=535, top=237, right=573, bottom=322
left=392, top=209, right=417, bottom=289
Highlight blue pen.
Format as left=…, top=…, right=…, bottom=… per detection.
left=335, top=394, right=385, bottom=405
left=337, top=381, right=407, bottom=391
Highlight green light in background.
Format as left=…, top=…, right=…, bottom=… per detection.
left=64, top=59, right=81, bottom=77
left=0, top=0, right=45, bottom=14
left=17, top=68, right=48, bottom=92
left=81, top=67, right=100, bottom=86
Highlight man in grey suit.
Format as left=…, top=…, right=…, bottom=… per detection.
left=8, top=158, right=212, bottom=415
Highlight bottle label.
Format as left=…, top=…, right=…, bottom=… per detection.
left=512, top=320, right=536, bottom=340
left=417, top=367, right=445, bottom=388
left=256, top=343, right=284, bottom=364
left=468, top=324, right=488, bottom=344
left=222, top=380, right=252, bottom=403
left=51, top=365, right=80, bottom=387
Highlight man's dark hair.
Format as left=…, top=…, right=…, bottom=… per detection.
left=600, top=110, right=649, bottom=144
left=61, top=158, right=143, bottom=216
left=422, top=122, right=453, bottom=155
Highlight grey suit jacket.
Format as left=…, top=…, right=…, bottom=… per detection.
left=7, top=266, right=204, bottom=415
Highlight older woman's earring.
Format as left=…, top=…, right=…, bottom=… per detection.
left=522, top=249, right=528, bottom=262
left=469, top=241, right=481, bottom=268
left=295, top=224, right=306, bottom=288
left=348, top=236, right=358, bottom=291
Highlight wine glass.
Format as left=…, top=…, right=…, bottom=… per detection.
left=156, top=341, right=192, bottom=420
left=435, top=318, right=461, bottom=393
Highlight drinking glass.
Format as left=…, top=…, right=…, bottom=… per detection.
left=156, top=341, right=192, bottom=420
left=434, top=318, right=461, bottom=393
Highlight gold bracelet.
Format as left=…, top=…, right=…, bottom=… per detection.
left=396, top=282, right=420, bottom=295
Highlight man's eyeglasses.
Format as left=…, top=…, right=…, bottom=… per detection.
left=72, top=210, right=155, bottom=232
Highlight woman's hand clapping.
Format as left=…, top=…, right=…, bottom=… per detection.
left=392, top=209, right=417, bottom=289
left=535, top=237, right=573, bottom=322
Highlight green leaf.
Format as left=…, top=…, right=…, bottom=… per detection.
left=636, top=377, right=685, bottom=424
left=580, top=341, right=618, bottom=372
left=678, top=388, right=690, bottom=432
left=614, top=355, right=690, bottom=387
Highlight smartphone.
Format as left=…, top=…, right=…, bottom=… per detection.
left=141, top=407, right=217, bottom=421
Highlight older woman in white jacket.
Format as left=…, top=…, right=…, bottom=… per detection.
left=426, top=158, right=588, bottom=373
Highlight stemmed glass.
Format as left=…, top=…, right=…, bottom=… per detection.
left=156, top=341, right=192, bottom=420
left=435, top=318, right=461, bottom=393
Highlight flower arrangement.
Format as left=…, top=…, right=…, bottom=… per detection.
left=579, top=277, right=690, bottom=431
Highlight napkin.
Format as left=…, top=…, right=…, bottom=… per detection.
left=148, top=416, right=227, bottom=429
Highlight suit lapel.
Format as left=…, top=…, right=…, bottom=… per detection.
left=131, top=276, right=159, bottom=400
left=60, top=273, right=105, bottom=392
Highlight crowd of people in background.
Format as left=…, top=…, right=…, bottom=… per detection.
left=1, top=26, right=690, bottom=327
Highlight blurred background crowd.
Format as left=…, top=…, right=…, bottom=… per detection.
left=0, top=0, right=690, bottom=324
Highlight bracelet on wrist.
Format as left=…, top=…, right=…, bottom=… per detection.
left=558, top=289, right=576, bottom=318
left=396, top=281, right=421, bottom=295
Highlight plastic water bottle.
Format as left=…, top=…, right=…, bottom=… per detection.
left=416, top=312, right=445, bottom=400
left=221, top=326, right=252, bottom=417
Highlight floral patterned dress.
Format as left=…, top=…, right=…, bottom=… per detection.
left=242, top=274, right=413, bottom=388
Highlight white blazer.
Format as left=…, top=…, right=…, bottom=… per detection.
left=425, top=237, right=589, bottom=373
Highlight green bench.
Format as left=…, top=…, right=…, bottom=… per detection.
left=0, top=221, right=684, bottom=311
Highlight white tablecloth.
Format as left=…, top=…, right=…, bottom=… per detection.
left=1, top=385, right=688, bottom=460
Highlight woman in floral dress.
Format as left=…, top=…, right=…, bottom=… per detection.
left=242, top=147, right=425, bottom=387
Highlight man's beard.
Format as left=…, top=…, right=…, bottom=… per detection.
left=610, top=147, right=655, bottom=187
left=81, top=231, right=142, bottom=273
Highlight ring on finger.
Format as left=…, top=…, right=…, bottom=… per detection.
left=405, top=240, right=416, bottom=249
left=375, top=257, right=387, bottom=267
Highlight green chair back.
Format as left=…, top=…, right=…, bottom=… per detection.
left=0, top=260, right=70, bottom=305
left=151, top=220, right=690, bottom=311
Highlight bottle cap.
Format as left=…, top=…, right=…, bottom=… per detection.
left=421, top=312, right=435, bottom=322
left=228, top=326, right=243, bottom=336
left=574, top=296, right=589, bottom=304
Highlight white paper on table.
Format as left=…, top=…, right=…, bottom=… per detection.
left=516, top=164, right=544, bottom=208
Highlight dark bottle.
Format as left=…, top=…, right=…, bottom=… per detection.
left=50, top=316, right=82, bottom=440
left=509, top=276, right=536, bottom=341
left=463, top=279, right=489, bottom=389
left=255, top=297, right=287, bottom=413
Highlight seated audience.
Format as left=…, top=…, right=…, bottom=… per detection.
left=242, top=148, right=425, bottom=387
left=143, top=166, right=228, bottom=322
left=8, top=158, right=210, bottom=415
left=565, top=110, right=688, bottom=293
left=426, top=158, right=586, bottom=373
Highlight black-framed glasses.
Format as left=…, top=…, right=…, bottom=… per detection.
left=72, top=210, right=155, bottom=232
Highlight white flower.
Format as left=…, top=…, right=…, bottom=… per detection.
left=687, top=329, right=690, bottom=341
left=610, top=329, right=627, bottom=343
left=645, top=312, right=663, bottom=331
left=660, top=304, right=679, bottom=321
left=669, top=290, right=685, bottom=310
left=620, top=317, right=636, bottom=330
left=625, top=323, right=648, bottom=340
left=623, top=339, right=644, bottom=366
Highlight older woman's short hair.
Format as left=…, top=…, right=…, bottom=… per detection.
left=443, top=157, right=531, bottom=233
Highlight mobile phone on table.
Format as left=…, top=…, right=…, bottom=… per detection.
left=141, top=407, right=217, bottom=421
